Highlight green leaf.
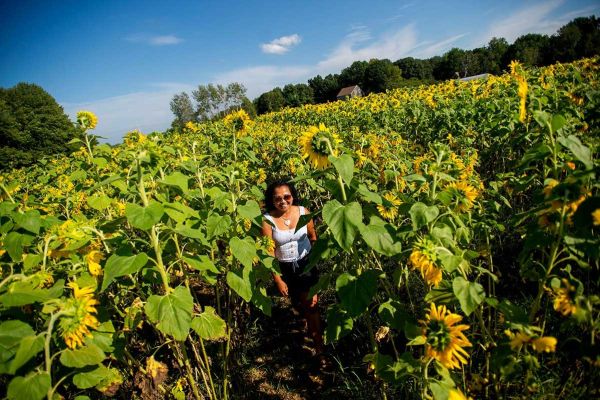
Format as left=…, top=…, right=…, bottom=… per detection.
left=550, top=114, right=566, bottom=133
left=336, top=270, right=379, bottom=318
left=229, top=237, right=256, bottom=269
left=191, top=306, right=227, bottom=340
left=164, top=202, right=199, bottom=223
left=93, top=157, right=107, bottom=169
left=251, top=286, right=272, bottom=317
left=5, top=231, right=24, bottom=262
left=378, top=300, right=415, bottom=331
left=145, top=286, right=193, bottom=341
left=59, top=343, right=105, bottom=368
left=322, top=200, right=363, bottom=251
left=360, top=217, right=402, bottom=256
left=452, top=277, right=485, bottom=316
left=0, top=321, right=34, bottom=365
left=325, top=305, right=353, bottom=344
left=86, top=194, right=113, bottom=211
left=72, top=364, right=113, bottom=389
left=125, top=201, right=164, bottom=230
left=357, top=184, right=382, bottom=204
left=206, top=214, right=232, bottom=239
left=409, top=202, right=439, bottom=230
left=238, top=200, right=262, bottom=221
left=7, top=372, right=51, bottom=400
left=160, top=171, right=189, bottom=192
left=0, top=279, right=64, bottom=307
left=226, top=266, right=252, bottom=302
left=329, top=154, right=354, bottom=184
left=557, top=134, right=593, bottom=170
left=13, top=210, right=41, bottom=234
left=183, top=255, right=219, bottom=274
left=101, top=253, right=148, bottom=291
left=8, top=335, right=44, bottom=374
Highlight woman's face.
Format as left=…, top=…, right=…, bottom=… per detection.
left=272, top=185, right=293, bottom=212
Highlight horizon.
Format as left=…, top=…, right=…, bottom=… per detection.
left=1, top=0, right=599, bottom=144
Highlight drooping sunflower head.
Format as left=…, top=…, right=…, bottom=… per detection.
left=77, top=110, right=98, bottom=130
left=421, top=303, right=471, bottom=369
left=124, top=129, right=147, bottom=147
left=409, top=238, right=443, bottom=287
left=59, top=282, right=100, bottom=349
left=223, top=109, right=253, bottom=133
left=551, top=278, right=578, bottom=316
left=86, top=250, right=104, bottom=277
left=377, top=192, right=402, bottom=222
left=299, top=123, right=341, bottom=169
left=445, top=181, right=479, bottom=213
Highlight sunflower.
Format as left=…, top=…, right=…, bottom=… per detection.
left=377, top=193, right=402, bottom=221
left=299, top=123, right=341, bottom=169
left=593, top=209, right=600, bottom=226
left=448, top=388, right=471, bottom=400
left=531, top=336, right=557, bottom=353
left=552, top=278, right=577, bottom=316
left=77, top=110, right=98, bottom=130
left=445, top=181, right=479, bottom=212
left=124, top=130, right=147, bottom=147
left=409, top=238, right=443, bottom=287
left=421, top=303, right=471, bottom=369
left=504, top=330, right=557, bottom=353
left=223, top=109, right=253, bottom=133
left=59, top=282, right=100, bottom=349
left=517, top=77, right=528, bottom=123
left=86, top=250, right=104, bottom=276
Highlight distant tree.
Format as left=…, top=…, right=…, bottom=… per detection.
left=363, top=59, right=404, bottom=93
left=506, top=33, right=551, bottom=66
left=189, top=82, right=248, bottom=121
left=482, top=37, right=509, bottom=74
left=308, top=74, right=340, bottom=103
left=550, top=16, right=600, bottom=62
left=395, top=57, right=434, bottom=80
left=282, top=83, right=314, bottom=107
left=339, top=61, right=369, bottom=88
left=0, top=83, right=81, bottom=170
left=255, top=88, right=286, bottom=114
left=170, top=92, right=195, bottom=129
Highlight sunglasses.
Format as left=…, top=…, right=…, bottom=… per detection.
left=273, top=194, right=293, bottom=203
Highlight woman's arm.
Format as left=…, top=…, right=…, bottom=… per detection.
left=261, top=218, right=288, bottom=296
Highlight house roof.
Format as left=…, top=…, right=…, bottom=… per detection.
left=337, top=85, right=360, bottom=96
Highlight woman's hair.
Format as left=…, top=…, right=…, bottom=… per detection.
left=264, top=179, right=299, bottom=211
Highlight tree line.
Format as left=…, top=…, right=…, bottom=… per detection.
left=170, top=15, right=600, bottom=124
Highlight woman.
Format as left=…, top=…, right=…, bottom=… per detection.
left=261, top=179, right=324, bottom=359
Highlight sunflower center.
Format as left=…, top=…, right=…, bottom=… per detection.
left=311, top=130, right=334, bottom=155
left=233, top=117, right=244, bottom=131
left=426, top=320, right=452, bottom=351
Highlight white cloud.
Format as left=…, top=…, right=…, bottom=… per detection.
left=61, top=83, right=193, bottom=144
left=126, top=33, right=183, bottom=46
left=260, top=34, right=302, bottom=54
left=411, top=33, right=468, bottom=59
left=485, top=0, right=567, bottom=44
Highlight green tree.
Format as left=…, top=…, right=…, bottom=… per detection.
left=339, top=61, right=369, bottom=88
left=483, top=37, right=509, bottom=74
left=308, top=74, right=340, bottom=103
left=282, top=83, right=314, bottom=107
left=550, top=16, right=600, bottom=62
left=0, top=83, right=81, bottom=170
left=363, top=59, right=404, bottom=93
left=170, top=92, right=195, bottom=130
left=395, top=57, right=434, bottom=80
left=255, top=88, right=286, bottom=115
left=189, top=82, right=248, bottom=121
left=506, top=33, right=551, bottom=66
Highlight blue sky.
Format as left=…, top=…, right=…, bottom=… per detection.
left=1, top=0, right=598, bottom=143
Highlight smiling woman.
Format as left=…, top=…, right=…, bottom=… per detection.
left=261, top=179, right=327, bottom=366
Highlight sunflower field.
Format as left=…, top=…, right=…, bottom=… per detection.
left=0, top=58, right=599, bottom=400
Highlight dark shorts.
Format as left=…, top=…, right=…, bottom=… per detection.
left=279, top=255, right=319, bottom=305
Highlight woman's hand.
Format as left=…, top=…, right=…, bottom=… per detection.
left=274, top=276, right=288, bottom=296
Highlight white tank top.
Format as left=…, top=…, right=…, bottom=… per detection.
left=264, top=206, right=311, bottom=262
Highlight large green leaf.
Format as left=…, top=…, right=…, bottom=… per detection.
left=226, top=266, right=252, bottom=302
left=329, top=154, right=354, bottom=185
left=191, top=306, right=227, bottom=340
left=251, top=286, right=272, bottom=316
left=0, top=321, right=34, bottom=363
left=325, top=305, right=353, bottom=344
left=336, top=270, right=379, bottom=317
left=8, top=335, right=44, bottom=374
left=145, top=286, right=193, bottom=341
left=229, top=236, right=256, bottom=269
left=452, top=277, right=485, bottom=316
left=322, top=200, right=363, bottom=251
left=164, top=202, right=199, bottom=223
left=378, top=300, right=415, bottom=332
left=59, top=343, right=105, bottom=368
left=360, top=217, right=402, bottom=256
left=206, top=214, right=232, bottom=239
left=13, top=210, right=41, bottom=235
left=183, top=255, right=219, bottom=274
left=238, top=200, right=262, bottom=221
left=0, top=279, right=64, bottom=307
left=72, top=364, right=113, bottom=389
left=557, top=134, right=593, bottom=170
left=125, top=201, right=164, bottom=230
left=5, top=231, right=25, bottom=262
left=101, top=252, right=148, bottom=291
left=7, top=372, right=51, bottom=400
left=86, top=194, right=113, bottom=211
left=160, top=171, right=189, bottom=192
left=409, top=202, right=439, bottom=230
